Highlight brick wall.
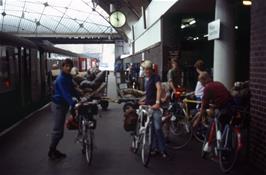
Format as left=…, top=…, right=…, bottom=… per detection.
left=250, top=0, right=266, bottom=173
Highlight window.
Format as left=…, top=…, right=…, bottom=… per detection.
left=0, top=46, right=13, bottom=92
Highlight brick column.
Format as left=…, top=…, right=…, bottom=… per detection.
left=250, top=0, right=266, bottom=173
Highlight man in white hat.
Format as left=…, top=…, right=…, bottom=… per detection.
left=139, top=60, right=167, bottom=158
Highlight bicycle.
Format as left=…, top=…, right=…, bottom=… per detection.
left=201, top=104, right=243, bottom=173
left=131, top=105, right=153, bottom=167
left=167, top=89, right=195, bottom=150
left=181, top=98, right=210, bottom=144
left=74, top=98, right=98, bottom=166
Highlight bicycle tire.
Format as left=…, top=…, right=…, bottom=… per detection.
left=192, top=117, right=209, bottom=143
left=82, top=126, right=93, bottom=165
left=131, top=134, right=141, bottom=153
left=168, top=119, right=193, bottom=150
left=141, top=124, right=152, bottom=167
left=218, top=126, right=239, bottom=173
left=132, top=118, right=142, bottom=153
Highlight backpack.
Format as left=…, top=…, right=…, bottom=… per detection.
left=123, top=108, right=138, bottom=132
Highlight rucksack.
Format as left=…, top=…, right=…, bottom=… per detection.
left=123, top=108, right=138, bottom=132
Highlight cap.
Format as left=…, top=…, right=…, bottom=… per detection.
left=141, top=60, right=152, bottom=69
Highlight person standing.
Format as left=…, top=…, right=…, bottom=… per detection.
left=139, top=60, right=167, bottom=158
left=167, top=58, right=181, bottom=94
left=48, top=59, right=77, bottom=160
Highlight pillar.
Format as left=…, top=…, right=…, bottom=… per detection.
left=213, top=0, right=235, bottom=89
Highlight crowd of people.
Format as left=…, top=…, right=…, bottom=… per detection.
left=131, top=57, right=235, bottom=158
left=48, top=57, right=237, bottom=161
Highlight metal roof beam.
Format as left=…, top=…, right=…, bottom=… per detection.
left=14, top=33, right=121, bottom=38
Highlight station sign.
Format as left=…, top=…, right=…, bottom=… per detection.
left=208, top=19, right=220, bottom=40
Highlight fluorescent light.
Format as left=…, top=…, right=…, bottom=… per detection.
left=189, top=20, right=196, bottom=25
left=243, top=0, right=252, bottom=6
left=203, top=34, right=208, bottom=38
left=181, top=25, right=186, bottom=29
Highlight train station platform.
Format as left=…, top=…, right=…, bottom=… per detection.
left=0, top=73, right=260, bottom=175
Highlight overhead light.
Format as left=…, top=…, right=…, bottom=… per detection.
left=243, top=0, right=252, bottom=6
left=203, top=34, right=208, bottom=38
left=181, top=25, right=186, bottom=29
left=235, top=26, right=239, bottom=29
left=189, top=20, right=196, bottom=25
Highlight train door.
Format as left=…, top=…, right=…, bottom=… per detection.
left=30, top=49, right=41, bottom=103
left=18, top=47, right=32, bottom=109
left=40, top=51, right=49, bottom=99
left=0, top=46, right=16, bottom=130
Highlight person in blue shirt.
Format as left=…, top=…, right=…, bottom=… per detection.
left=48, top=59, right=77, bottom=160
left=139, top=60, right=167, bottom=158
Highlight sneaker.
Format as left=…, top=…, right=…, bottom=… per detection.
left=48, top=149, right=66, bottom=160
left=150, top=149, right=159, bottom=156
left=161, top=152, right=168, bottom=159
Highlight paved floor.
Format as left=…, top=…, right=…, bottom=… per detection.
left=0, top=102, right=260, bottom=175
left=0, top=72, right=262, bottom=175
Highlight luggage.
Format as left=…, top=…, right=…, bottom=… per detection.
left=66, top=115, right=79, bottom=130
left=123, top=108, right=138, bottom=132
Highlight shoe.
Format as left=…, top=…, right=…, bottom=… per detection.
left=203, top=143, right=212, bottom=153
left=150, top=149, right=159, bottom=156
left=48, top=148, right=67, bottom=160
left=161, top=152, right=168, bottom=158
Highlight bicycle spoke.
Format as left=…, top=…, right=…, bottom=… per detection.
left=168, top=120, right=192, bottom=150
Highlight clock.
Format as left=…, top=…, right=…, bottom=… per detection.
left=109, top=11, right=126, bottom=28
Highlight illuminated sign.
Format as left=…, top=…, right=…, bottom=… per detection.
left=208, top=19, right=220, bottom=40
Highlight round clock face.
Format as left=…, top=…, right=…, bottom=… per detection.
left=109, top=11, right=126, bottom=28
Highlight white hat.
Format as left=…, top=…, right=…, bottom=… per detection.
left=141, top=60, right=152, bottom=69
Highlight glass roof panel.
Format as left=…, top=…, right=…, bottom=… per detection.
left=0, top=0, right=116, bottom=35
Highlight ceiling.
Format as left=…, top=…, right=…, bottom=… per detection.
left=0, top=0, right=117, bottom=36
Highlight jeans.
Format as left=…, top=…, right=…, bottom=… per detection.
left=50, top=102, right=69, bottom=149
left=151, top=109, right=166, bottom=152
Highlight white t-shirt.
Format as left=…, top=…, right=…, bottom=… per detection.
left=194, top=81, right=204, bottom=99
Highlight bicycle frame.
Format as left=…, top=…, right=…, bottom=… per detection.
left=75, top=100, right=98, bottom=165
left=202, top=107, right=243, bottom=173
left=137, top=106, right=153, bottom=135
left=206, top=112, right=242, bottom=154
left=131, top=105, right=153, bottom=167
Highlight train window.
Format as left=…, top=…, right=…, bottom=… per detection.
left=0, top=46, right=13, bottom=93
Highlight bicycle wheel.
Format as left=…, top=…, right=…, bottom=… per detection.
left=218, top=126, right=239, bottom=173
left=131, top=134, right=141, bottom=153
left=141, top=123, right=152, bottom=167
left=192, top=117, right=209, bottom=143
left=82, top=126, right=93, bottom=165
left=131, top=121, right=141, bottom=153
left=168, top=119, right=192, bottom=150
